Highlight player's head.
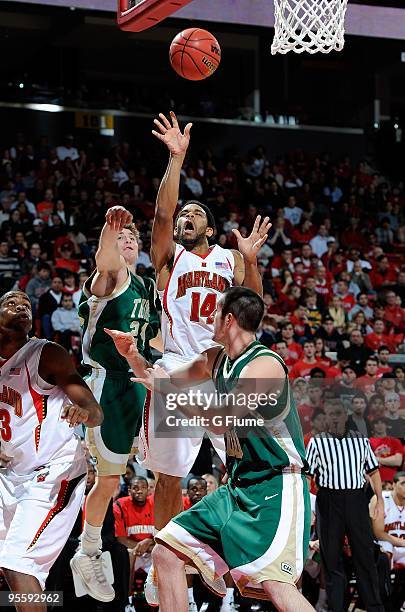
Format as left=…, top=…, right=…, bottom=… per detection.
left=174, top=201, right=216, bottom=248
left=393, top=471, right=405, bottom=501
left=187, top=477, right=207, bottom=506
left=117, top=223, right=139, bottom=265
left=0, top=291, right=32, bottom=335
left=213, top=287, right=264, bottom=343
left=130, top=476, right=149, bottom=506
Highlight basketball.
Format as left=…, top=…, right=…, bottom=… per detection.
left=169, top=28, right=221, bottom=81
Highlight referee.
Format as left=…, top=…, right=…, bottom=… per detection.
left=306, top=398, right=384, bottom=612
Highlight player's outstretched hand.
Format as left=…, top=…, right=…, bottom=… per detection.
left=61, top=404, right=90, bottom=427
left=233, top=215, right=272, bottom=263
left=0, top=450, right=12, bottom=469
left=152, top=111, right=192, bottom=157
left=105, top=206, right=133, bottom=232
left=104, top=328, right=139, bottom=359
left=131, top=364, right=169, bottom=391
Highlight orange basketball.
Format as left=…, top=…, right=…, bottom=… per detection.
left=169, top=28, right=221, bottom=81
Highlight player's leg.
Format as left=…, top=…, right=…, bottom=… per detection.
left=262, top=580, right=315, bottom=611
left=152, top=543, right=188, bottom=612
left=0, top=461, right=86, bottom=610
left=72, top=373, right=144, bottom=601
left=153, top=473, right=183, bottom=530
left=2, top=570, right=45, bottom=612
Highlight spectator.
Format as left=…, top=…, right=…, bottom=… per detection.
left=201, top=473, right=218, bottom=494
left=37, top=276, right=64, bottom=339
left=369, top=418, right=403, bottom=482
left=0, top=240, right=20, bottom=289
left=50, top=293, right=81, bottom=350
left=347, top=394, right=371, bottom=436
left=56, top=135, right=79, bottom=161
left=337, top=329, right=373, bottom=374
left=376, top=345, right=392, bottom=375
left=356, top=356, right=382, bottom=397
left=283, top=195, right=303, bottom=226
left=290, top=340, right=328, bottom=379
left=365, top=319, right=394, bottom=352
left=55, top=242, right=80, bottom=273
left=348, top=292, right=374, bottom=321
left=384, top=392, right=405, bottom=438
left=310, top=226, right=333, bottom=258
left=25, top=263, right=52, bottom=314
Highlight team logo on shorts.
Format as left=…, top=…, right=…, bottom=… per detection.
left=281, top=562, right=293, bottom=575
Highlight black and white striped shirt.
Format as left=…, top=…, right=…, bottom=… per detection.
left=306, top=431, right=379, bottom=490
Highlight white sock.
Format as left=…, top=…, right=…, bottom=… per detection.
left=223, top=588, right=234, bottom=604
left=80, top=521, right=102, bottom=555
left=317, top=588, right=327, bottom=606
left=188, top=587, right=195, bottom=604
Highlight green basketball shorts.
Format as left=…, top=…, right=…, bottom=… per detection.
left=157, top=472, right=311, bottom=600
left=85, top=368, right=146, bottom=476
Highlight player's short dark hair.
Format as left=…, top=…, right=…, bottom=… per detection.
left=377, top=345, right=390, bottom=353
left=393, top=471, right=405, bottom=483
left=220, top=287, right=264, bottom=333
left=0, top=290, right=28, bottom=307
left=176, top=200, right=216, bottom=232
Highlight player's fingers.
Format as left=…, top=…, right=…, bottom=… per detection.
left=253, top=235, right=268, bottom=250
left=184, top=123, right=193, bottom=138
left=170, top=111, right=179, bottom=128
left=154, top=118, right=167, bottom=133
left=130, top=377, right=146, bottom=385
left=124, top=212, right=133, bottom=225
left=159, top=113, right=172, bottom=129
left=252, top=215, right=261, bottom=233
left=231, top=228, right=241, bottom=240
left=259, top=216, right=270, bottom=232
left=152, top=130, right=166, bottom=143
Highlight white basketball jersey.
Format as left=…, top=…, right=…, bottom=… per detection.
left=0, top=338, right=83, bottom=476
left=159, top=244, right=235, bottom=357
left=383, top=491, right=405, bottom=567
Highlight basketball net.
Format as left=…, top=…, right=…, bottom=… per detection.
left=271, top=0, right=348, bottom=54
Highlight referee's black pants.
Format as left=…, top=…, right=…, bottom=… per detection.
left=316, top=487, right=384, bottom=612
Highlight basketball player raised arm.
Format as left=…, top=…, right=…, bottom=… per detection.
left=151, top=111, right=270, bottom=294
left=91, top=205, right=135, bottom=297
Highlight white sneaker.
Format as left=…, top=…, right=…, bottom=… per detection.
left=144, top=565, right=159, bottom=607
left=70, top=550, right=115, bottom=602
left=188, top=603, right=198, bottom=612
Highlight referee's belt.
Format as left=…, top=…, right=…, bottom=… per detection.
left=231, top=464, right=308, bottom=488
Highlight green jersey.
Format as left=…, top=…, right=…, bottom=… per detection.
left=79, top=270, right=160, bottom=372
left=212, top=340, right=306, bottom=485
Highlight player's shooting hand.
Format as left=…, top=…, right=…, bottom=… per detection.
left=104, top=328, right=139, bottom=359
left=152, top=111, right=192, bottom=157
left=61, top=404, right=90, bottom=428
left=233, top=215, right=272, bottom=263
left=105, top=206, right=133, bottom=232
left=131, top=364, right=169, bottom=391
left=0, top=450, right=12, bottom=468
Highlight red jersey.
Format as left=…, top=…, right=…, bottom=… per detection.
left=113, top=495, right=155, bottom=542
left=355, top=374, right=381, bottom=395
left=369, top=437, right=403, bottom=482
left=182, top=496, right=192, bottom=511
left=364, top=332, right=392, bottom=352
left=285, top=341, right=303, bottom=361
left=290, top=359, right=328, bottom=379
left=384, top=306, right=405, bottom=331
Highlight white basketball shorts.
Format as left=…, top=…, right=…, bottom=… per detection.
left=0, top=458, right=86, bottom=589
left=137, top=352, right=226, bottom=477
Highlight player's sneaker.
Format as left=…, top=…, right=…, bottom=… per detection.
left=70, top=550, right=115, bottom=602
left=188, top=603, right=198, bottom=612
left=144, top=565, right=159, bottom=607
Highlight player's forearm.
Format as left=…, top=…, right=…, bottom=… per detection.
left=127, top=352, right=152, bottom=377
left=95, top=223, right=121, bottom=272
left=155, top=153, right=185, bottom=219
left=242, top=260, right=263, bottom=296
left=81, top=398, right=103, bottom=427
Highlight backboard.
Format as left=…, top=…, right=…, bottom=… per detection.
left=117, top=0, right=195, bottom=32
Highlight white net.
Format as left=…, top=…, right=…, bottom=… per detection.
left=271, top=0, right=348, bottom=55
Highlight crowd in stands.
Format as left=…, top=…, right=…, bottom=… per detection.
left=1, top=127, right=405, bottom=610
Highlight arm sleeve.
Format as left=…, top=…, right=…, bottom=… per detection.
left=365, top=439, right=379, bottom=474
left=113, top=502, right=127, bottom=538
